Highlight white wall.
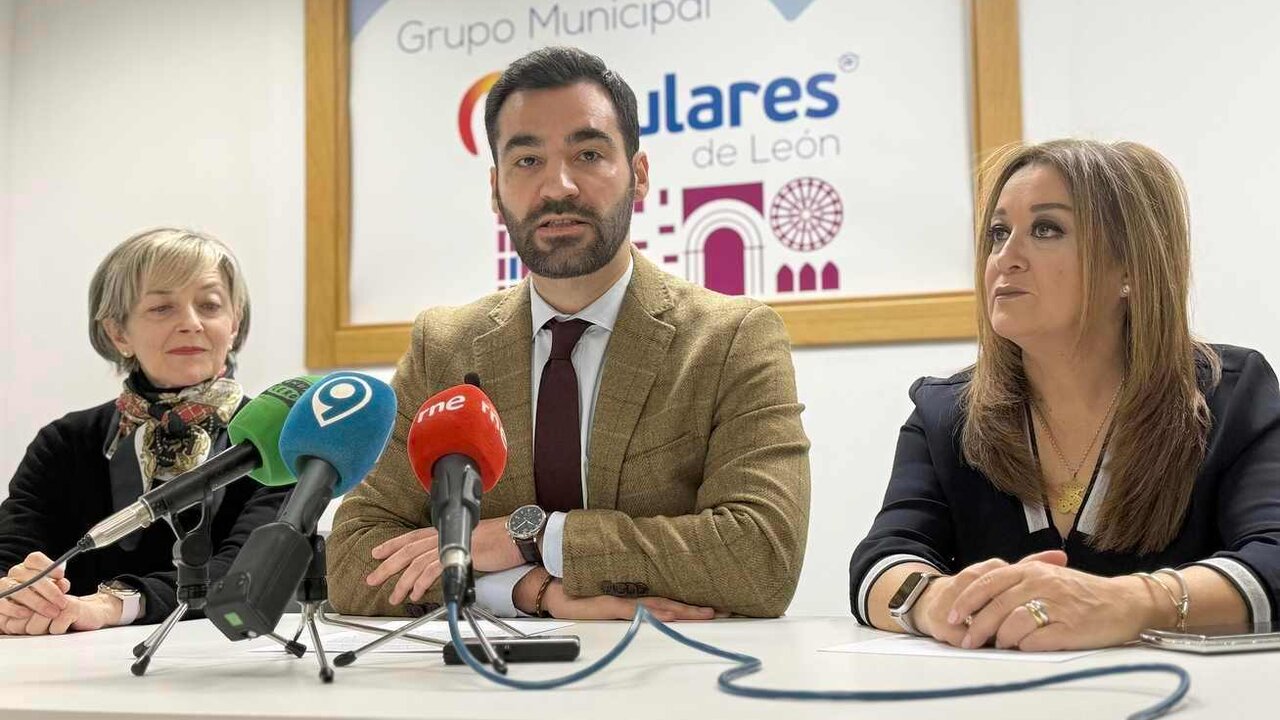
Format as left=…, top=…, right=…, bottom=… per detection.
left=1020, top=0, right=1280, bottom=360
left=0, top=0, right=14, bottom=465
left=4, top=1, right=1279, bottom=619
left=2, top=0, right=305, bottom=489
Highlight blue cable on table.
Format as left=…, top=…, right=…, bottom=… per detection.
left=444, top=602, right=1189, bottom=720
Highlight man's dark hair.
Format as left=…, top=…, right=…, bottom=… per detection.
left=484, top=46, right=640, bottom=164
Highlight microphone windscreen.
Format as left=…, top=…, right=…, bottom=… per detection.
left=227, top=376, right=321, bottom=487
left=407, top=384, right=507, bottom=494
left=278, top=372, right=397, bottom=495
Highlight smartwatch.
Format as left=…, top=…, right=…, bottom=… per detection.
left=97, top=579, right=144, bottom=624
left=506, top=504, right=549, bottom=564
left=887, top=570, right=939, bottom=635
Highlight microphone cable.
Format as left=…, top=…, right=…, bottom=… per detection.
left=0, top=540, right=89, bottom=603
left=445, top=602, right=1190, bottom=720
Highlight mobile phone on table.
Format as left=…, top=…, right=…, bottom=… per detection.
left=442, top=635, right=581, bottom=664
left=1139, top=622, right=1280, bottom=654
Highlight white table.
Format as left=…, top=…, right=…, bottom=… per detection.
left=1, top=615, right=1270, bottom=719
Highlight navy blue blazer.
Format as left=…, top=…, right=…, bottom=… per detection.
left=850, top=344, right=1280, bottom=625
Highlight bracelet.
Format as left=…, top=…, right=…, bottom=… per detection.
left=533, top=573, right=556, bottom=618
left=1154, top=568, right=1190, bottom=631
left=1134, top=572, right=1182, bottom=629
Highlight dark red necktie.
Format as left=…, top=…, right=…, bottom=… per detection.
left=535, top=319, right=592, bottom=512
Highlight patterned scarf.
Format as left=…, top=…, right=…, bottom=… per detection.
left=105, top=370, right=243, bottom=490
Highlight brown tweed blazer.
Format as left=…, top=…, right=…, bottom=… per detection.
left=327, top=250, right=811, bottom=617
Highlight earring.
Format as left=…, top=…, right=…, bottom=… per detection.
left=122, top=350, right=132, bottom=358
left=1121, top=284, right=1131, bottom=297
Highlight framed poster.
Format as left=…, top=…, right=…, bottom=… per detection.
left=306, top=0, right=1022, bottom=367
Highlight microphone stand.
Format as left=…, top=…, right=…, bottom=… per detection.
left=328, top=565, right=528, bottom=673
left=131, top=492, right=304, bottom=676
left=287, top=533, right=336, bottom=683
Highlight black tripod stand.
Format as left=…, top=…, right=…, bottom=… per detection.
left=328, top=567, right=529, bottom=673
left=287, top=533, right=336, bottom=683
left=130, top=493, right=304, bottom=676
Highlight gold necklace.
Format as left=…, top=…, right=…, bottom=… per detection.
left=1031, top=382, right=1123, bottom=515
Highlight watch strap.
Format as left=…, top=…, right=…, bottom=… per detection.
left=515, top=536, right=542, bottom=564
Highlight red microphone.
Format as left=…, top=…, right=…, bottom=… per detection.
left=406, top=384, right=508, bottom=602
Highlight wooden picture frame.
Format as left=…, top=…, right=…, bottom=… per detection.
left=305, top=0, right=1022, bottom=367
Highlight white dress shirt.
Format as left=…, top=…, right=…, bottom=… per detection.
left=474, top=259, right=635, bottom=616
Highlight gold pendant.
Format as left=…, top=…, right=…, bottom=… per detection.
left=1054, top=482, right=1086, bottom=515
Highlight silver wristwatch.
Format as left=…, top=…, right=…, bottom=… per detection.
left=97, top=579, right=143, bottom=619
left=887, top=571, right=939, bottom=635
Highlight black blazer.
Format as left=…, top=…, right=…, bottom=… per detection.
left=0, top=399, right=287, bottom=624
left=850, top=344, right=1280, bottom=625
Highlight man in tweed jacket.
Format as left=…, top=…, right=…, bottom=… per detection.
left=327, top=47, right=810, bottom=620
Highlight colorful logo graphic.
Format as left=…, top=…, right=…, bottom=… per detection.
left=458, top=71, right=501, bottom=156
left=494, top=177, right=845, bottom=297
left=461, top=68, right=839, bottom=153
left=769, top=177, right=843, bottom=252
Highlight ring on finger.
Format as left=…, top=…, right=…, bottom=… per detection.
left=963, top=613, right=975, bottom=627
left=1024, top=598, right=1050, bottom=628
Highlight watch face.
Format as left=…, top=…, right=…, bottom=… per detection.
left=888, top=572, right=927, bottom=612
left=101, top=580, right=139, bottom=598
left=508, top=505, right=546, bottom=540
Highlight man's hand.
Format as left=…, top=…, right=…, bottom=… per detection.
left=513, top=568, right=719, bottom=621
left=365, top=516, right=525, bottom=604
left=544, top=581, right=719, bottom=622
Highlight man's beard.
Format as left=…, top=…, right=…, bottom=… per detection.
left=497, top=186, right=634, bottom=279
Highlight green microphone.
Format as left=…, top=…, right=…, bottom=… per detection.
left=228, top=375, right=322, bottom=487
left=80, top=375, right=321, bottom=550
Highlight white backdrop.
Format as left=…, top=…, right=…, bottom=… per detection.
left=0, top=1, right=13, bottom=443
left=1019, top=0, right=1280, bottom=361
left=347, top=0, right=974, bottom=323
left=3, top=0, right=1280, bottom=618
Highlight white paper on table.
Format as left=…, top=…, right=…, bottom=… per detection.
left=249, top=619, right=575, bottom=654
left=820, top=634, right=1102, bottom=663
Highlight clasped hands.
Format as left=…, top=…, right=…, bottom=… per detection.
left=365, top=516, right=717, bottom=621
left=911, top=550, right=1163, bottom=651
left=0, top=552, right=122, bottom=636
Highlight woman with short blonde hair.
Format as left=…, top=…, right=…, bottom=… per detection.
left=0, top=228, right=285, bottom=636
left=851, top=139, right=1280, bottom=651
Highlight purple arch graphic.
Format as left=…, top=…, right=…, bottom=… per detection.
left=705, top=228, right=746, bottom=296
left=821, top=262, right=840, bottom=290
left=799, top=263, right=817, bottom=292
left=777, top=265, right=794, bottom=293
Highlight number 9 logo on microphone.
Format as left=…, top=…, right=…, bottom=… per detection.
left=311, top=375, right=373, bottom=427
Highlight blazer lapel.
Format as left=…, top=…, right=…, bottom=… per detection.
left=586, top=251, right=676, bottom=509
left=472, top=283, right=537, bottom=514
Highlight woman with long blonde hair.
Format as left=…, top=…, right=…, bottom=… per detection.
left=850, top=139, right=1280, bottom=650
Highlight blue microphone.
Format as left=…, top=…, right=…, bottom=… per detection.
left=207, top=372, right=396, bottom=642
left=276, top=372, right=397, bottom=533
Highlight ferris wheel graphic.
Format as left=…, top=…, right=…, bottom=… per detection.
left=768, top=177, right=843, bottom=252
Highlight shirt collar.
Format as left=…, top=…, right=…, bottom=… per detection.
left=530, top=257, right=634, bottom=333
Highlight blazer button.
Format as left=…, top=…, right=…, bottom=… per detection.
left=600, top=581, right=649, bottom=598
left=405, top=601, right=440, bottom=617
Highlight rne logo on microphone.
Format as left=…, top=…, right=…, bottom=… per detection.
left=415, top=393, right=467, bottom=423
left=480, top=399, right=508, bottom=450
left=414, top=393, right=508, bottom=449
left=312, top=375, right=373, bottom=427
